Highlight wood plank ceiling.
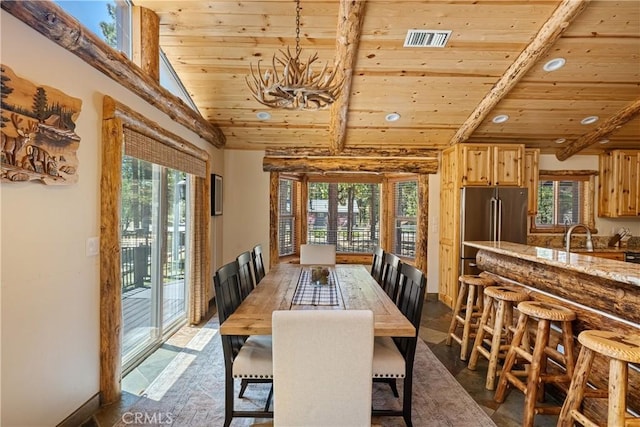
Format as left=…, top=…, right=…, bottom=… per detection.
left=136, top=0, right=639, bottom=157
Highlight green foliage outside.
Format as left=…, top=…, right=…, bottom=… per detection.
left=100, top=2, right=117, bottom=49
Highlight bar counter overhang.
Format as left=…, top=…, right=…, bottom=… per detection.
left=463, top=241, right=640, bottom=421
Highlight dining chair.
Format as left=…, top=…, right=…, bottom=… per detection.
left=372, top=262, right=427, bottom=427
left=380, top=252, right=402, bottom=303
left=299, top=243, right=336, bottom=265
left=251, top=244, right=266, bottom=284
left=370, top=246, right=385, bottom=284
left=236, top=250, right=255, bottom=299
left=271, top=309, right=374, bottom=427
left=214, top=261, right=273, bottom=427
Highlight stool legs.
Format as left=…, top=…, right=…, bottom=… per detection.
left=609, top=359, right=628, bottom=427
left=557, top=346, right=595, bottom=427
left=446, top=281, right=467, bottom=347
left=446, top=279, right=484, bottom=361
left=460, top=283, right=479, bottom=360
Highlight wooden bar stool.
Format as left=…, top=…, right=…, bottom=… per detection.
left=468, top=285, right=529, bottom=390
left=494, top=300, right=576, bottom=427
left=558, top=330, right=640, bottom=427
left=446, top=274, right=494, bottom=360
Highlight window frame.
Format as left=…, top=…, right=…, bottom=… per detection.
left=530, top=170, right=597, bottom=234
left=389, top=177, right=418, bottom=259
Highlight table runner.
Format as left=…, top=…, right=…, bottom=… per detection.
left=291, top=268, right=340, bottom=306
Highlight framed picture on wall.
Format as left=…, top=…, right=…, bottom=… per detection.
left=212, top=174, right=223, bottom=216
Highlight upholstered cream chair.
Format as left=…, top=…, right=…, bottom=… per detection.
left=271, top=309, right=374, bottom=427
left=299, top=243, right=336, bottom=265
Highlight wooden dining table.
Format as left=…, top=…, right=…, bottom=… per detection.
left=219, top=263, right=416, bottom=337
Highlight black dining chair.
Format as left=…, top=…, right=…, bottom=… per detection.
left=251, top=244, right=266, bottom=284
left=370, top=246, right=385, bottom=284
left=236, top=250, right=255, bottom=299
left=372, top=262, right=427, bottom=427
left=214, top=261, right=273, bottom=427
left=380, top=252, right=402, bottom=303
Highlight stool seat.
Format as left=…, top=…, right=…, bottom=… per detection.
left=517, top=300, right=576, bottom=322
left=578, top=330, right=640, bottom=363
left=459, top=274, right=494, bottom=287
left=483, top=285, right=529, bottom=303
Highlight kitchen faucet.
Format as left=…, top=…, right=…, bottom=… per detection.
left=565, top=223, right=594, bottom=253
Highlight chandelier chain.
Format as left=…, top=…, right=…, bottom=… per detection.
left=295, top=0, right=301, bottom=56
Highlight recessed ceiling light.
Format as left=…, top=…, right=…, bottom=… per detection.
left=555, top=138, right=566, bottom=144
left=543, top=57, right=566, bottom=72
left=256, top=111, right=271, bottom=120
left=581, top=115, right=599, bottom=125
left=598, top=138, right=610, bottom=144
left=385, top=112, right=401, bottom=122
left=492, top=114, right=509, bottom=124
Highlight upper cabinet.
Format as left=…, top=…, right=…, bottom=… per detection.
left=524, top=149, right=539, bottom=215
left=460, top=144, right=524, bottom=187
left=599, top=150, right=640, bottom=217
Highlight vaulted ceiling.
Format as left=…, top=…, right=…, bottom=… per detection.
left=119, top=1, right=640, bottom=156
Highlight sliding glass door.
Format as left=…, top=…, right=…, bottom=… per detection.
left=120, top=156, right=189, bottom=373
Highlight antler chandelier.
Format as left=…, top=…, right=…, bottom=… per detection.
left=246, top=0, right=342, bottom=111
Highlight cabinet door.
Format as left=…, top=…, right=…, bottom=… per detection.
left=493, top=145, right=523, bottom=186
left=461, top=145, right=492, bottom=186
left=524, top=149, right=539, bottom=215
left=598, top=152, right=615, bottom=217
left=617, top=151, right=639, bottom=216
left=438, top=243, right=457, bottom=308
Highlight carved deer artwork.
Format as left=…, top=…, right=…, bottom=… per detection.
left=22, top=144, right=58, bottom=177
left=1, top=113, right=38, bottom=166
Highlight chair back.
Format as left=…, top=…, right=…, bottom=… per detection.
left=213, top=262, right=245, bottom=359
left=381, top=252, right=402, bottom=303
left=371, top=246, right=385, bottom=284
left=272, top=310, right=374, bottom=426
left=394, top=263, right=427, bottom=363
left=252, top=244, right=266, bottom=284
left=236, top=251, right=255, bottom=299
left=299, top=244, right=336, bottom=265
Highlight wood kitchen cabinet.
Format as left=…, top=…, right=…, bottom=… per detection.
left=524, top=149, right=539, bottom=215
left=438, top=143, right=524, bottom=307
left=460, top=144, right=524, bottom=187
left=599, top=150, right=640, bottom=217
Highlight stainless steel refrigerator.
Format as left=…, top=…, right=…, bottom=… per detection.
left=460, top=187, right=528, bottom=275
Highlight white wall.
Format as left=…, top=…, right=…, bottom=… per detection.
left=539, top=154, right=640, bottom=237
left=1, top=12, right=220, bottom=426
left=222, top=150, right=271, bottom=268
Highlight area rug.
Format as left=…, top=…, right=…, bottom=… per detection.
left=111, top=316, right=496, bottom=427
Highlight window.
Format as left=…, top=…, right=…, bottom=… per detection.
left=55, top=1, right=132, bottom=56
left=279, top=178, right=296, bottom=256
left=307, top=181, right=380, bottom=253
left=392, top=179, right=418, bottom=258
left=532, top=172, right=596, bottom=233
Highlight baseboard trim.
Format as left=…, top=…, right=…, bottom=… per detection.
left=57, top=393, right=100, bottom=427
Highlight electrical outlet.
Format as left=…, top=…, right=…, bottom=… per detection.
left=86, top=237, right=99, bottom=257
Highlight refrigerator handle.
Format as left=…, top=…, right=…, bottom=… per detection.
left=497, top=198, right=503, bottom=241
left=490, top=197, right=498, bottom=241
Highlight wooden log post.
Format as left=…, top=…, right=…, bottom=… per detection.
left=269, top=172, right=280, bottom=269
left=132, top=6, right=160, bottom=83
left=100, top=110, right=124, bottom=405
left=415, top=174, right=429, bottom=275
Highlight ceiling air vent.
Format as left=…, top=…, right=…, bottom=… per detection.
left=403, top=29, right=452, bottom=48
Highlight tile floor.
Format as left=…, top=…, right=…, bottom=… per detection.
left=91, top=297, right=562, bottom=427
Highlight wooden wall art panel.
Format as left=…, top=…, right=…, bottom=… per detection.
left=1, top=64, right=82, bottom=185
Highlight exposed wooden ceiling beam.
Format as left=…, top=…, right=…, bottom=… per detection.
left=265, top=147, right=439, bottom=158
left=263, top=156, right=438, bottom=174
left=328, top=0, right=367, bottom=154
left=556, top=99, right=640, bottom=161
left=1, top=1, right=226, bottom=148
left=448, top=0, right=590, bottom=146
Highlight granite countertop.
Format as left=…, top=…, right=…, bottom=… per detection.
left=463, top=241, right=640, bottom=287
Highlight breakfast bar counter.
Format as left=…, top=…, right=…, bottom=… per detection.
left=463, top=241, right=639, bottom=420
